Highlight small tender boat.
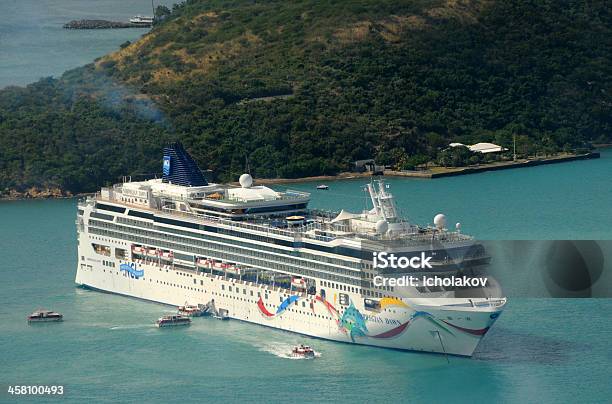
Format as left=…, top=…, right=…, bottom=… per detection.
left=316, top=184, right=329, bottom=190
left=178, top=304, right=207, bottom=317
left=155, top=315, right=191, bottom=328
left=160, top=250, right=174, bottom=259
left=27, top=310, right=63, bottom=323
left=290, top=344, right=316, bottom=358
left=291, top=277, right=307, bottom=292
left=129, top=15, right=154, bottom=26
left=213, top=308, right=230, bottom=320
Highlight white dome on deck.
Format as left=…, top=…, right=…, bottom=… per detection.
left=376, top=219, right=389, bottom=234
left=434, top=213, right=446, bottom=230
left=239, top=173, right=253, bottom=188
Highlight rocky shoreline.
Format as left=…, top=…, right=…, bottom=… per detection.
left=0, top=187, right=74, bottom=201
left=63, top=20, right=148, bottom=29
left=0, top=152, right=602, bottom=200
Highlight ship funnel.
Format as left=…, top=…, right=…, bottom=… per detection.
left=162, top=142, right=208, bottom=187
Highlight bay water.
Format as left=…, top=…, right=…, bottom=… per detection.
left=0, top=0, right=173, bottom=88
left=1, top=151, right=611, bottom=402
left=2, top=1, right=612, bottom=397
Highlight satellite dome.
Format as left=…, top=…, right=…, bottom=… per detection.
left=376, top=219, right=389, bottom=234
left=239, top=173, right=253, bottom=188
left=433, top=214, right=446, bottom=230
left=456, top=222, right=461, bottom=231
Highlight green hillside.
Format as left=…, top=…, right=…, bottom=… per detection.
left=1, top=0, right=611, bottom=195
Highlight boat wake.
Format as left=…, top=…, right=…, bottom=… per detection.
left=257, top=342, right=321, bottom=359
left=109, top=324, right=151, bottom=330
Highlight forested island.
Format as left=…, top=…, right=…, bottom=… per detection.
left=1, top=0, right=611, bottom=197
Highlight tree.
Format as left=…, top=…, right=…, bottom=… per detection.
left=437, top=146, right=475, bottom=167
left=155, top=5, right=171, bottom=20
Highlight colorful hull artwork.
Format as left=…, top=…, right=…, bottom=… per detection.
left=119, top=263, right=144, bottom=279
left=257, top=295, right=492, bottom=342
left=257, top=295, right=299, bottom=317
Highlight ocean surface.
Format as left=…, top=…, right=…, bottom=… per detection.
left=2, top=2, right=611, bottom=401
left=1, top=153, right=611, bottom=402
left=0, top=0, right=174, bottom=88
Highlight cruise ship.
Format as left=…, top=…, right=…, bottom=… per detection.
left=75, top=143, right=506, bottom=356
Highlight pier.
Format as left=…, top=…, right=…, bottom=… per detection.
left=390, top=151, right=601, bottom=179
left=254, top=151, right=601, bottom=185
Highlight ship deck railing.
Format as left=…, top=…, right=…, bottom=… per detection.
left=91, top=191, right=473, bottom=247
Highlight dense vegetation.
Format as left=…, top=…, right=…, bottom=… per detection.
left=1, top=0, right=611, bottom=195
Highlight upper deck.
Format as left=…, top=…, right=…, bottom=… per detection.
left=88, top=181, right=473, bottom=252
left=86, top=142, right=475, bottom=253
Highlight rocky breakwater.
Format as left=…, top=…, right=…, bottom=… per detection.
left=63, top=20, right=144, bottom=29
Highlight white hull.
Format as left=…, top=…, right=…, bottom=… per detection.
left=76, top=241, right=503, bottom=356
left=156, top=322, right=190, bottom=328
left=28, top=318, right=63, bottom=323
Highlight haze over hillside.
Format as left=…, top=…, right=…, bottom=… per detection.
left=1, top=0, right=610, bottom=195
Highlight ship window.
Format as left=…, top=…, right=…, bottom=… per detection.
left=243, top=289, right=246, bottom=295
left=95, top=203, right=125, bottom=214
left=193, top=279, right=197, bottom=284
left=91, top=212, right=114, bottom=221
left=92, top=243, right=111, bottom=256
left=229, top=286, right=232, bottom=292
left=222, top=285, right=225, bottom=290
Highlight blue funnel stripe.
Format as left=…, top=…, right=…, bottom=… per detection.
left=162, top=143, right=208, bottom=187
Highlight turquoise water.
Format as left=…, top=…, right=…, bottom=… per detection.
left=0, top=0, right=173, bottom=88
left=2, top=2, right=611, bottom=401
left=1, top=155, right=612, bottom=402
